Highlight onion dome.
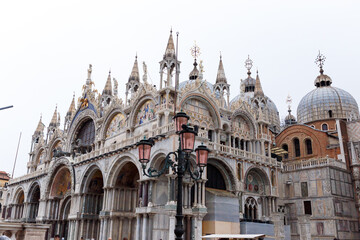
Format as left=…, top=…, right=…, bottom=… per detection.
left=102, top=71, right=113, bottom=95
left=285, top=110, right=297, bottom=125
left=243, top=56, right=255, bottom=92
left=128, top=55, right=140, bottom=82
left=297, top=52, right=359, bottom=123
left=189, top=59, right=199, bottom=80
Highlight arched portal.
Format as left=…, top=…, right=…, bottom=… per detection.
left=206, top=164, right=226, bottom=190
left=28, top=183, right=40, bottom=222
left=13, top=189, right=25, bottom=220
left=110, top=162, right=140, bottom=240
left=58, top=196, right=71, bottom=240
left=47, top=166, right=72, bottom=238
left=79, top=168, right=104, bottom=240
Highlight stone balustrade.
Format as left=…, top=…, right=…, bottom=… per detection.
left=283, top=157, right=346, bottom=172
left=208, top=142, right=280, bottom=167
left=9, top=169, right=47, bottom=186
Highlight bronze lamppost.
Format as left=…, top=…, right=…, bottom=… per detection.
left=136, top=111, right=210, bottom=240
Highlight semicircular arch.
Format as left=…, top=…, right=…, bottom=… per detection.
left=129, top=95, right=157, bottom=128
left=180, top=94, right=221, bottom=130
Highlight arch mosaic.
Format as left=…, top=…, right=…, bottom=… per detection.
left=129, top=95, right=157, bottom=128
left=49, top=166, right=72, bottom=198
left=45, top=158, right=75, bottom=197
left=244, top=167, right=270, bottom=195
left=102, top=109, right=127, bottom=139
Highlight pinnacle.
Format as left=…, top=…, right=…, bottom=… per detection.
left=216, top=56, right=227, bottom=83
left=103, top=71, right=113, bottom=95
left=254, top=71, right=264, bottom=97
left=129, top=56, right=140, bottom=82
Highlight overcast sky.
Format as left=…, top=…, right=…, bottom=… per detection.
left=1, top=0, right=359, bottom=177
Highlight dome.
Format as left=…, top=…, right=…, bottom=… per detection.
left=284, top=110, right=297, bottom=125
left=230, top=93, right=280, bottom=130
left=297, top=86, right=359, bottom=123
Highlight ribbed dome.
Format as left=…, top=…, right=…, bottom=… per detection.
left=230, top=93, right=280, bottom=130
left=297, top=86, right=359, bottom=123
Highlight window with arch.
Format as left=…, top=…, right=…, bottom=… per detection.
left=282, top=144, right=288, bottom=159
left=77, top=119, right=95, bottom=146
left=328, top=110, right=333, bottom=118
left=322, top=123, right=328, bottom=131
left=293, top=138, right=301, bottom=157
left=305, top=139, right=313, bottom=155
left=244, top=197, right=258, bottom=221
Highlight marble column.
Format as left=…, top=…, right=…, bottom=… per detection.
left=168, top=215, right=175, bottom=240
left=135, top=215, right=141, bottom=240
left=142, top=214, right=148, bottom=240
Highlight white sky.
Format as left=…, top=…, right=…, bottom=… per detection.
left=1, top=0, right=360, bottom=177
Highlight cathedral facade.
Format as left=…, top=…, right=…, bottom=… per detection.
left=1, top=32, right=360, bottom=240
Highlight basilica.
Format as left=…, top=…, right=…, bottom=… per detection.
left=1, top=31, right=360, bottom=240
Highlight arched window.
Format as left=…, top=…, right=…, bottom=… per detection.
left=244, top=197, right=258, bottom=221
left=77, top=119, right=95, bottom=146
left=322, top=123, right=328, bottom=131
left=206, top=164, right=226, bottom=190
left=282, top=144, right=288, bottom=159
left=305, top=139, right=313, bottom=155
left=328, top=110, right=333, bottom=118
left=293, top=138, right=300, bottom=157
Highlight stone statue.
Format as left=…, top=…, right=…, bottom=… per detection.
left=143, top=61, right=148, bottom=84
left=113, top=78, right=118, bottom=96
left=87, top=64, right=92, bottom=79
left=240, top=79, right=245, bottom=93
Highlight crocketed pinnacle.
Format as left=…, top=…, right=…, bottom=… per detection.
left=164, top=30, right=175, bottom=58
left=128, top=56, right=140, bottom=82
left=216, top=55, right=227, bottom=83
left=254, top=71, right=264, bottom=97
left=35, top=116, right=45, bottom=134
left=103, top=71, right=113, bottom=95
left=67, top=94, right=76, bottom=117
left=49, top=106, right=59, bottom=128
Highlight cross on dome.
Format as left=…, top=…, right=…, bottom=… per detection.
left=315, top=51, right=326, bottom=74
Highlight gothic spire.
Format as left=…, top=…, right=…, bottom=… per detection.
left=164, top=29, right=175, bottom=58
left=128, top=55, right=140, bottom=82
left=254, top=71, right=264, bottom=97
left=35, top=115, right=45, bottom=134
left=216, top=54, right=227, bottom=83
left=103, top=70, right=113, bottom=95
left=67, top=93, right=76, bottom=117
left=49, top=106, right=59, bottom=128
